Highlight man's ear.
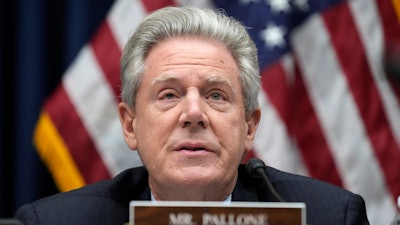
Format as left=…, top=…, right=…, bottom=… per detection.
left=118, top=102, right=137, bottom=150
left=244, top=107, right=261, bottom=152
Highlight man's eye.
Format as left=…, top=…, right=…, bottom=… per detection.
left=164, top=93, right=176, bottom=99
left=210, top=93, right=222, bottom=100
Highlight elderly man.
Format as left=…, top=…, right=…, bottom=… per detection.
left=15, top=6, right=369, bottom=225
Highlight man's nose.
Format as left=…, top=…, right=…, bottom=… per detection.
left=179, top=90, right=209, bottom=128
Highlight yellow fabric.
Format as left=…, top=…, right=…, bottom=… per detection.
left=34, top=111, right=85, bottom=192
left=393, top=0, right=400, bottom=23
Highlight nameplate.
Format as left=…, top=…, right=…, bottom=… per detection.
left=129, top=201, right=306, bottom=225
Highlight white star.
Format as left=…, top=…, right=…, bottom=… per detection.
left=293, top=0, right=309, bottom=12
left=240, top=0, right=259, bottom=5
left=259, top=23, right=286, bottom=48
left=267, top=0, right=291, bottom=13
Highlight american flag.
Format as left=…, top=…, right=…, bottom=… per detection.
left=34, top=0, right=400, bottom=224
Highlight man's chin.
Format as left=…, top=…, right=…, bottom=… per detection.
left=173, top=168, right=221, bottom=185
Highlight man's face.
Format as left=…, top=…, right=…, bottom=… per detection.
left=119, top=37, right=260, bottom=200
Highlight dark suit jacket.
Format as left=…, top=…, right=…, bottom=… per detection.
left=15, top=165, right=369, bottom=225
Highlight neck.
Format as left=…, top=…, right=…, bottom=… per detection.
left=148, top=175, right=237, bottom=201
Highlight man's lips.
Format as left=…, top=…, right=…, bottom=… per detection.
left=179, top=147, right=207, bottom=151
left=175, top=142, right=212, bottom=152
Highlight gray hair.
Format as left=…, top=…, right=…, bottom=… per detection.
left=120, top=6, right=260, bottom=116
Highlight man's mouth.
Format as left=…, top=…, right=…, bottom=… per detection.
left=175, top=142, right=211, bottom=152
left=180, top=147, right=207, bottom=151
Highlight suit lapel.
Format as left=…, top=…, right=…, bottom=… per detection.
left=232, top=165, right=261, bottom=202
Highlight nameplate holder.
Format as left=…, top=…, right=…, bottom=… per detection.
left=129, top=201, right=306, bottom=225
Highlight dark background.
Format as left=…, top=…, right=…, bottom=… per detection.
left=0, top=0, right=115, bottom=217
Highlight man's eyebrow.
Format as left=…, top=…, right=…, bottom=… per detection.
left=152, top=75, right=179, bottom=85
left=152, top=75, right=234, bottom=87
left=206, top=76, right=233, bottom=88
